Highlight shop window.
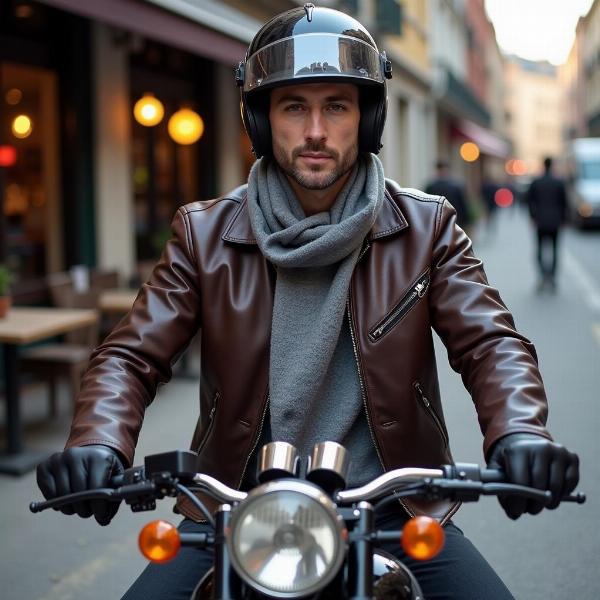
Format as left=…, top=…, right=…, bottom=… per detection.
left=130, top=41, right=213, bottom=262
left=1, top=61, right=61, bottom=281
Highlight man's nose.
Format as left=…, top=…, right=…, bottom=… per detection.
left=304, top=110, right=327, bottom=142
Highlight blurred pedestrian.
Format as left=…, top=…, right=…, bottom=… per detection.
left=425, top=160, right=472, bottom=234
left=526, top=157, right=568, bottom=291
left=481, top=174, right=500, bottom=233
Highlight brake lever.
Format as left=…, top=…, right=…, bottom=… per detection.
left=29, top=481, right=158, bottom=514
left=424, top=479, right=571, bottom=505
left=30, top=488, right=119, bottom=513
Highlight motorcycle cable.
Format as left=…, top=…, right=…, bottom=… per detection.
left=176, top=483, right=216, bottom=528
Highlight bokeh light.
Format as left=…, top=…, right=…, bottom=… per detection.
left=11, top=114, right=33, bottom=139
left=0, top=145, right=17, bottom=167
left=494, top=187, right=514, bottom=208
left=505, top=159, right=527, bottom=176
left=133, top=93, right=164, bottom=127
left=168, top=109, right=204, bottom=145
left=460, top=142, right=480, bottom=162
left=5, top=88, right=22, bottom=105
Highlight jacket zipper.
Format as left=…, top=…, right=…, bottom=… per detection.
left=369, top=270, right=430, bottom=342
left=237, top=394, right=270, bottom=489
left=413, top=381, right=449, bottom=446
left=357, top=240, right=370, bottom=262
left=196, top=391, right=220, bottom=455
left=347, top=294, right=415, bottom=519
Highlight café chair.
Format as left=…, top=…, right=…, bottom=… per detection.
left=18, top=274, right=100, bottom=417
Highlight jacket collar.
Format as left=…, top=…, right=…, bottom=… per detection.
left=222, top=180, right=409, bottom=245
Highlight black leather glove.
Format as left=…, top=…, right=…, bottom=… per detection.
left=36, top=445, right=125, bottom=526
left=487, top=433, right=579, bottom=519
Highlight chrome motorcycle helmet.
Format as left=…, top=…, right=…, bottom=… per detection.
left=235, top=2, right=393, bottom=158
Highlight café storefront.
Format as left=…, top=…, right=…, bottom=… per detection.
left=0, top=0, right=255, bottom=301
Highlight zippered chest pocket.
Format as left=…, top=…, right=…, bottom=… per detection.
left=369, top=270, right=430, bottom=342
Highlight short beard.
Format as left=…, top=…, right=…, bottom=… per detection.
left=273, top=140, right=359, bottom=190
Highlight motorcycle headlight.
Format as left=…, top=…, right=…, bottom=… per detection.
left=228, top=480, right=346, bottom=597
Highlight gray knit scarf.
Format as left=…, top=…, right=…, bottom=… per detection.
left=247, top=154, right=384, bottom=458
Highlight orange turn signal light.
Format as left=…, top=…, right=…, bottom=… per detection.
left=401, top=516, right=445, bottom=561
left=138, top=520, right=181, bottom=563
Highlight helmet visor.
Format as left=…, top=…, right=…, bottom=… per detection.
left=244, top=33, right=384, bottom=93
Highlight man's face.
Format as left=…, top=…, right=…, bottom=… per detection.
left=269, top=82, right=360, bottom=190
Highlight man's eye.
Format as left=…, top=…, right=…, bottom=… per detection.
left=328, top=103, right=347, bottom=112
left=285, top=104, right=305, bottom=112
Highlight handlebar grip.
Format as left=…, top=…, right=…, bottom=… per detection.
left=443, top=464, right=585, bottom=503
left=480, top=468, right=506, bottom=483
left=111, top=473, right=125, bottom=487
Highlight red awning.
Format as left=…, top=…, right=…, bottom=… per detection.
left=452, top=119, right=510, bottom=159
left=38, top=0, right=247, bottom=65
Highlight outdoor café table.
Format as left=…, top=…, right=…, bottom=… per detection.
left=0, top=306, right=99, bottom=475
left=98, top=288, right=138, bottom=314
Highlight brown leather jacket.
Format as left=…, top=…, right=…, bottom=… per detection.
left=66, top=180, right=551, bottom=522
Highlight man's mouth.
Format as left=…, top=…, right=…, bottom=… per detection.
left=299, top=152, right=332, bottom=163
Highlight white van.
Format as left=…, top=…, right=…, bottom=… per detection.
left=566, top=138, right=600, bottom=227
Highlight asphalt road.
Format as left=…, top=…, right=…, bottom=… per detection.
left=1, top=205, right=598, bottom=599
left=443, top=206, right=600, bottom=599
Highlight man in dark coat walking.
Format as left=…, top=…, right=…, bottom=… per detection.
left=425, top=160, right=472, bottom=234
left=526, top=157, right=568, bottom=290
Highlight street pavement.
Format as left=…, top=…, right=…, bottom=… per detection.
left=1, top=204, right=599, bottom=599
left=443, top=205, right=600, bottom=599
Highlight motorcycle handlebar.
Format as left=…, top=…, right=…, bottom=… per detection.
left=30, top=462, right=585, bottom=515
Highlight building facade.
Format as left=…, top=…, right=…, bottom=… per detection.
left=504, top=57, right=564, bottom=175
left=0, top=0, right=294, bottom=296
left=428, top=0, right=509, bottom=205
left=580, top=0, right=600, bottom=135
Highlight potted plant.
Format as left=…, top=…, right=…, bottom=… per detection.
left=0, top=264, right=14, bottom=318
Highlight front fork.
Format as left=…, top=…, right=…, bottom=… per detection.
left=213, top=504, right=243, bottom=600
left=347, top=501, right=374, bottom=600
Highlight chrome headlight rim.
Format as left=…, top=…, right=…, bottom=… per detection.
left=227, top=479, right=346, bottom=598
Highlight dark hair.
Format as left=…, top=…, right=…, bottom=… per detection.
left=543, top=157, right=553, bottom=170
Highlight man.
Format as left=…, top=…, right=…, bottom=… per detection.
left=37, top=5, right=578, bottom=599
left=526, top=157, right=568, bottom=291
left=425, top=159, right=472, bottom=233
left=481, top=173, right=500, bottom=233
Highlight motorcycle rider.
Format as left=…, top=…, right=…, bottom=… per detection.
left=37, top=4, right=579, bottom=599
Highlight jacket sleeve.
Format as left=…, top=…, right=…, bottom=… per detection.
left=428, top=199, right=552, bottom=458
left=64, top=208, right=201, bottom=465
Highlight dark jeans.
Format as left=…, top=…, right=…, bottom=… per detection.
left=122, top=511, right=514, bottom=599
left=536, top=228, right=559, bottom=278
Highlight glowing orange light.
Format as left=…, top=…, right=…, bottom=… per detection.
left=459, top=142, right=480, bottom=162
left=0, top=145, right=17, bottom=167
left=495, top=187, right=514, bottom=208
left=168, top=108, right=204, bottom=145
left=133, top=93, right=164, bottom=127
left=5, top=88, right=22, bottom=106
left=138, top=520, right=181, bottom=563
left=12, top=114, right=33, bottom=139
left=401, top=516, right=445, bottom=560
left=513, top=160, right=527, bottom=175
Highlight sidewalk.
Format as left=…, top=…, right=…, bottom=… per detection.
left=1, top=365, right=200, bottom=599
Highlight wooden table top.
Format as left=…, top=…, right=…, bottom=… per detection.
left=0, top=307, right=99, bottom=345
left=98, top=289, right=139, bottom=313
